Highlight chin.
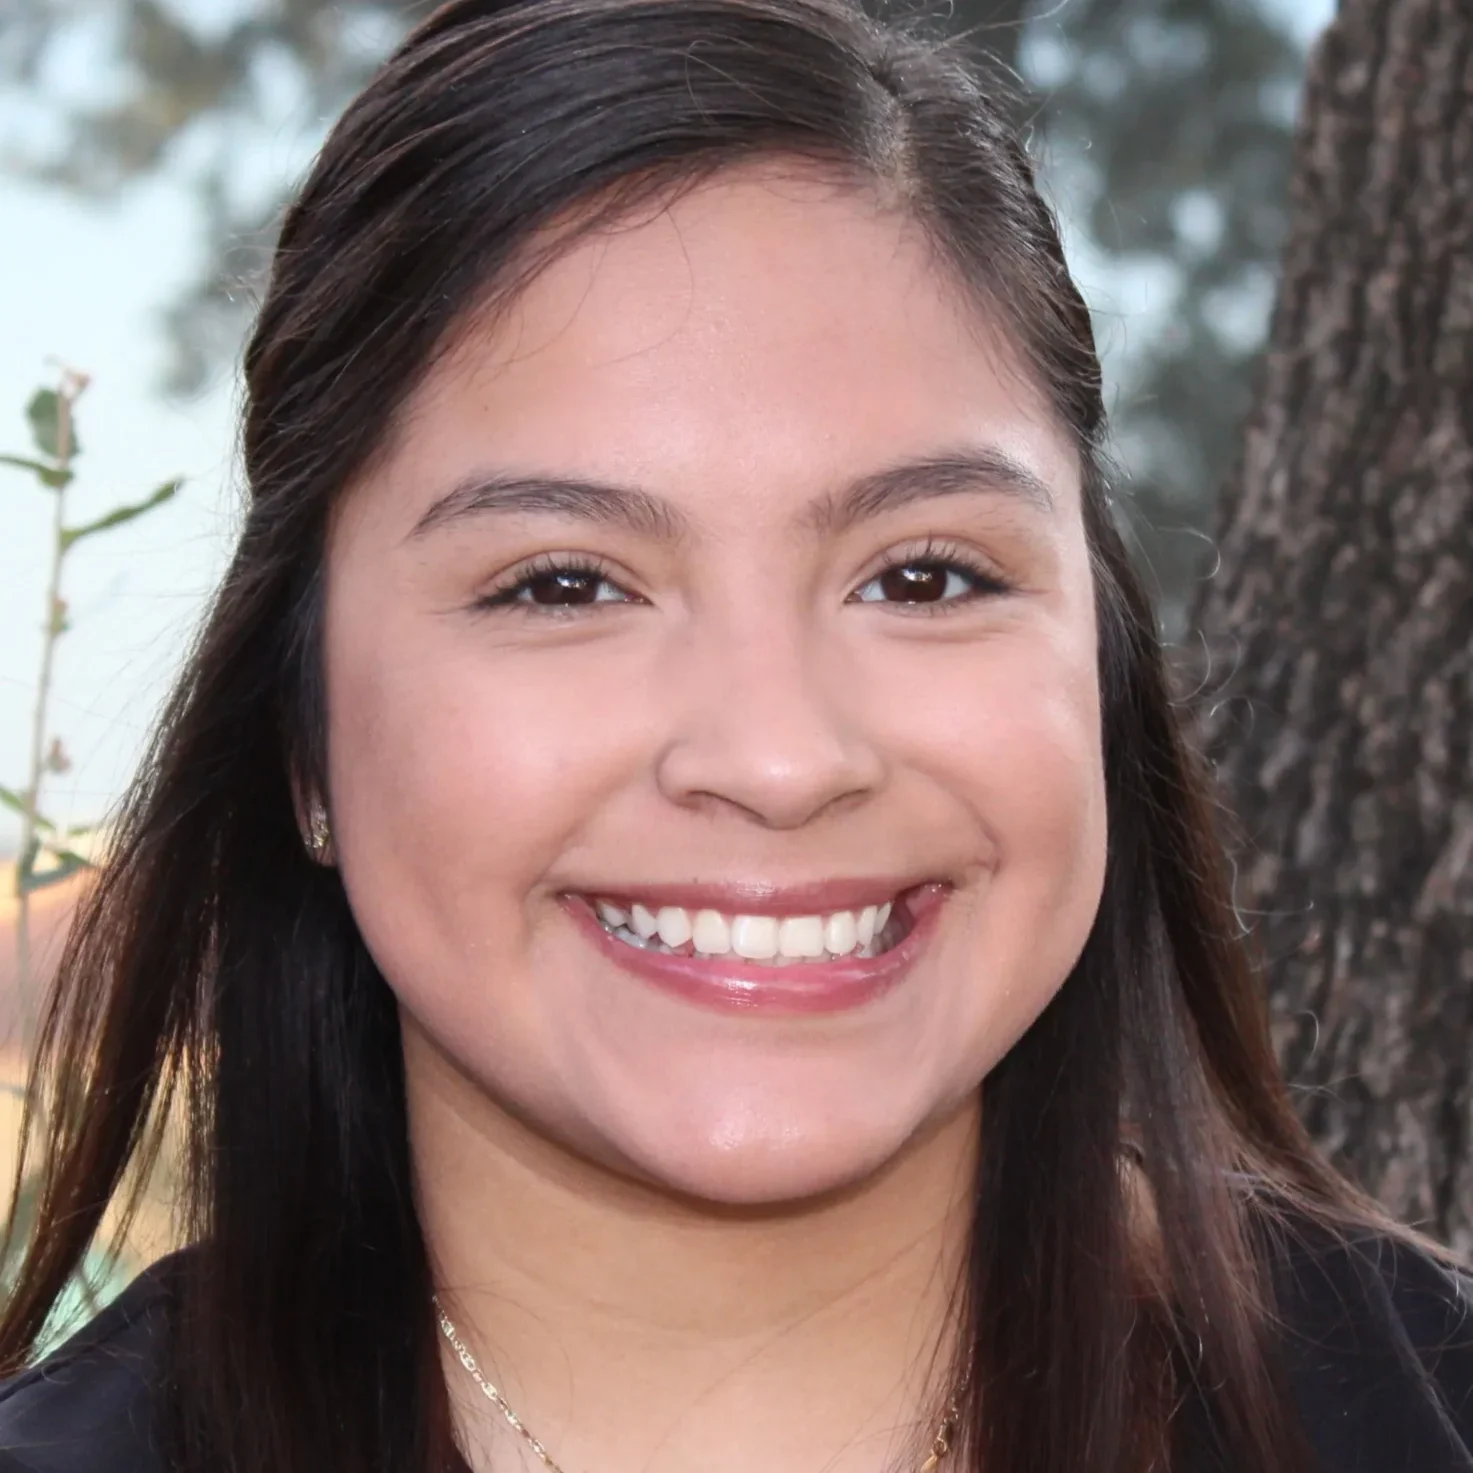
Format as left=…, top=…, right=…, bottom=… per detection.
left=634, top=1146, right=897, bottom=1208
left=603, top=1099, right=930, bottom=1208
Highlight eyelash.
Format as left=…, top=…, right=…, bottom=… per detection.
left=473, top=539, right=1016, bottom=618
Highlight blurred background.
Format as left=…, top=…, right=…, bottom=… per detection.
left=0, top=0, right=1333, bottom=956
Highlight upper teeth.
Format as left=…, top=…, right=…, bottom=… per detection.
left=593, top=899, right=894, bottom=960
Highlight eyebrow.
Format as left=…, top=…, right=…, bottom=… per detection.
left=406, top=445, right=1056, bottom=544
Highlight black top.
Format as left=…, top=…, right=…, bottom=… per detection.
left=1, top=1232, right=1471, bottom=1471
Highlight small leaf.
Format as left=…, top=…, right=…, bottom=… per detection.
left=60, top=479, right=180, bottom=551
left=0, top=453, right=71, bottom=489
left=0, top=784, right=55, bottom=833
left=26, top=389, right=80, bottom=460
left=19, top=851, right=91, bottom=894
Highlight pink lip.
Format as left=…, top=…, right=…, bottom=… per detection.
left=562, top=883, right=949, bottom=1016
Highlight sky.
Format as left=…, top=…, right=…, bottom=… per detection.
left=0, top=0, right=1337, bottom=858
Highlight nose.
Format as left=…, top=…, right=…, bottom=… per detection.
left=653, top=612, right=886, bottom=829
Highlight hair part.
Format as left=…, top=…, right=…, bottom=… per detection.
left=1, top=2, right=1375, bottom=1470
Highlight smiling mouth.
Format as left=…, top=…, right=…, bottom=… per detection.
left=580, top=891, right=919, bottom=965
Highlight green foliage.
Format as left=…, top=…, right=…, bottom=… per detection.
left=0, top=454, right=71, bottom=489
left=1, top=372, right=182, bottom=1346
left=61, top=480, right=181, bottom=552
left=4, top=373, right=182, bottom=896
left=16, top=835, right=92, bottom=897
left=25, top=388, right=81, bottom=460
left=0, top=785, right=52, bottom=832
left=0, top=789, right=86, bottom=893
left=997, top=0, right=1307, bottom=632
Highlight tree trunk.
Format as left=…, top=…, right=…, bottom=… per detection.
left=1188, top=0, right=1473, bottom=1250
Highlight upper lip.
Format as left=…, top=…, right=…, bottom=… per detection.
left=567, top=877, right=941, bottom=916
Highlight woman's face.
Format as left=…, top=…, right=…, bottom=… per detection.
left=323, top=165, right=1108, bottom=1204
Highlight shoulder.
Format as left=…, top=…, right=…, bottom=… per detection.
left=0, top=1254, right=179, bottom=1473
left=1271, top=1218, right=1473, bottom=1471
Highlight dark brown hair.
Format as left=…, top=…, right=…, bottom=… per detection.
left=0, top=1, right=1376, bottom=1469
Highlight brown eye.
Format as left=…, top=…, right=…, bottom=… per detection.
left=877, top=563, right=950, bottom=603
left=854, top=542, right=1013, bottom=609
left=854, top=554, right=1007, bottom=609
left=477, top=556, right=634, bottom=614
left=524, top=570, right=603, bottom=605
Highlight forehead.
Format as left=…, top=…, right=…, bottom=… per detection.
left=384, top=163, right=1079, bottom=525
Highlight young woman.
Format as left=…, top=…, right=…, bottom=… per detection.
left=0, top=0, right=1468, bottom=1469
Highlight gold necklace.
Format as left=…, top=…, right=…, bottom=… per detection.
left=434, top=1298, right=962, bottom=1472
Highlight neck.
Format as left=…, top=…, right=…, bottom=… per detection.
left=407, top=1024, right=979, bottom=1473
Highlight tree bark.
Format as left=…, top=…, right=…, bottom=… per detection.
left=1188, top=0, right=1473, bottom=1250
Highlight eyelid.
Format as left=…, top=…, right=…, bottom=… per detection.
left=474, top=550, right=632, bottom=609
left=472, top=536, right=1016, bottom=618
left=849, top=536, right=1017, bottom=607
left=859, top=534, right=1009, bottom=582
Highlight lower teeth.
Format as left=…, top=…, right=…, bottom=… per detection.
left=604, top=922, right=889, bottom=962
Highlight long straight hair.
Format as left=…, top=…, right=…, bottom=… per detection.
left=0, top=1, right=1376, bottom=1468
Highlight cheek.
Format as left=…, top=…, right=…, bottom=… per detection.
left=976, top=649, right=1107, bottom=1048
left=967, top=654, right=1105, bottom=953
left=320, top=599, right=653, bottom=964
left=881, top=623, right=1105, bottom=865
left=993, top=669, right=1105, bottom=875
left=877, top=626, right=1108, bottom=1052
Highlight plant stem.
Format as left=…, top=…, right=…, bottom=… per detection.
left=15, top=375, right=80, bottom=1055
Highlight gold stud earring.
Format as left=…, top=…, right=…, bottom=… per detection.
left=306, top=800, right=333, bottom=863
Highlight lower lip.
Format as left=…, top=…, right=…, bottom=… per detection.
left=562, top=887, right=947, bottom=1016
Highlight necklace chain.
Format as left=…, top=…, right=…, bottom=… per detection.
left=434, top=1297, right=961, bottom=1473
